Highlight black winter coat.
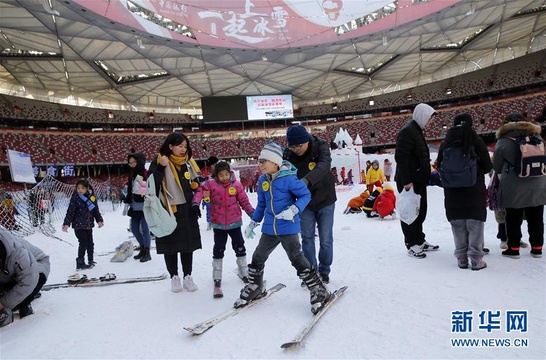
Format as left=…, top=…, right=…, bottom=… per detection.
left=148, top=158, right=201, bottom=254
left=125, top=152, right=147, bottom=205
left=63, top=191, right=103, bottom=229
left=283, top=135, right=336, bottom=211
left=394, top=120, right=431, bottom=187
left=437, top=126, right=493, bottom=221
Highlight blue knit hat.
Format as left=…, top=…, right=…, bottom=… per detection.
left=286, top=125, right=310, bottom=147
left=259, top=141, right=283, bottom=167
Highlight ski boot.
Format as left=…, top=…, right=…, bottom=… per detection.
left=234, top=264, right=266, bottom=308
left=299, top=268, right=333, bottom=315
left=212, top=259, right=223, bottom=298
left=236, top=256, right=249, bottom=283
left=213, top=280, right=223, bottom=298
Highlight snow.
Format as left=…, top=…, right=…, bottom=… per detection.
left=1, top=176, right=545, bottom=359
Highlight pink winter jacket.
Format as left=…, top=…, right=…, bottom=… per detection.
left=192, top=175, right=254, bottom=230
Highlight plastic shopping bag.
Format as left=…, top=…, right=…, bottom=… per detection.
left=397, top=188, right=421, bottom=225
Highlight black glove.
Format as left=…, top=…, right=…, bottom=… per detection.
left=191, top=205, right=201, bottom=218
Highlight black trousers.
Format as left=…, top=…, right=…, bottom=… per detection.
left=13, top=273, right=47, bottom=311
left=396, top=182, right=428, bottom=249
left=506, top=206, right=544, bottom=250
left=75, top=229, right=94, bottom=262
left=213, top=227, right=246, bottom=259
left=164, top=252, right=193, bottom=277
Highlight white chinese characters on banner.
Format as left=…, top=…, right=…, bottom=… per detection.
left=47, top=165, right=57, bottom=177
left=63, top=165, right=75, bottom=177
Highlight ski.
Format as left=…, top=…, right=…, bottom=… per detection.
left=96, top=245, right=156, bottom=257
left=42, top=273, right=167, bottom=291
left=184, top=282, right=286, bottom=335
left=281, top=286, right=348, bottom=349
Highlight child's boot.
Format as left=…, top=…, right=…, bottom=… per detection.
left=236, top=256, right=249, bottom=283
left=299, top=268, right=332, bottom=315
left=469, top=256, right=487, bottom=271
left=76, top=258, right=90, bottom=270
left=212, top=258, right=222, bottom=282
left=234, top=264, right=265, bottom=308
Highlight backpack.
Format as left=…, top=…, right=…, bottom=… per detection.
left=439, top=144, right=477, bottom=188
left=508, top=135, right=546, bottom=178
left=142, top=174, right=177, bottom=238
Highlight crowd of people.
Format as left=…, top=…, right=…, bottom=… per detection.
left=1, top=102, right=544, bottom=328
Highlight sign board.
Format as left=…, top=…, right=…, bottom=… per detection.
left=7, top=149, right=36, bottom=184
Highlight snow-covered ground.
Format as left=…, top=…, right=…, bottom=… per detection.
left=1, top=181, right=545, bottom=359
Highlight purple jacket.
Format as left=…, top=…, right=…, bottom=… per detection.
left=192, top=175, right=254, bottom=230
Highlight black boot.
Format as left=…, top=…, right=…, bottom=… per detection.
left=76, top=258, right=90, bottom=270
left=234, top=264, right=265, bottom=308
left=19, top=304, right=34, bottom=318
left=134, top=247, right=145, bottom=260
left=299, top=268, right=332, bottom=315
left=140, top=248, right=151, bottom=262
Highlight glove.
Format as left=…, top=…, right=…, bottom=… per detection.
left=275, top=205, right=299, bottom=221
left=244, top=221, right=259, bottom=239
left=191, top=205, right=201, bottom=218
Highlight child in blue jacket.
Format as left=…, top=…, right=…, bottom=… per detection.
left=234, top=142, right=331, bottom=314
left=62, top=179, right=104, bottom=270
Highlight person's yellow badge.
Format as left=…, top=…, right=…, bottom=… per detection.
left=229, top=187, right=237, bottom=195
left=90, top=196, right=96, bottom=202
left=184, top=171, right=190, bottom=180
left=262, top=181, right=270, bottom=191
left=308, top=162, right=316, bottom=170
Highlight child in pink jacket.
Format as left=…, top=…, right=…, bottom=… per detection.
left=192, top=161, right=254, bottom=298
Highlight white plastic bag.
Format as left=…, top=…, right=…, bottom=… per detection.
left=397, top=188, right=421, bottom=225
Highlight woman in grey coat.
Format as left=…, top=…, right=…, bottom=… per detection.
left=493, top=113, right=546, bottom=259
left=0, top=229, right=50, bottom=327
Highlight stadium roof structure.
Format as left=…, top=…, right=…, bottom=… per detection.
left=0, top=0, right=545, bottom=115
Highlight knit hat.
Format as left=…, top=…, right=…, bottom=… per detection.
left=453, top=113, right=473, bottom=127
left=259, top=141, right=283, bottom=167
left=286, top=125, right=310, bottom=147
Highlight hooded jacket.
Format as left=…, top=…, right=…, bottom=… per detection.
left=366, top=161, right=385, bottom=185
left=283, top=134, right=336, bottom=211
left=125, top=152, right=147, bottom=206
left=192, top=171, right=254, bottom=230
left=0, top=229, right=50, bottom=309
left=493, top=121, right=546, bottom=209
left=437, top=124, right=492, bottom=221
left=394, top=104, right=436, bottom=186
left=373, top=188, right=397, bottom=217
left=251, top=161, right=311, bottom=236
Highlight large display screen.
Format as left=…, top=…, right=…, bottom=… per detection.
left=246, top=95, right=293, bottom=120
left=201, top=96, right=248, bottom=123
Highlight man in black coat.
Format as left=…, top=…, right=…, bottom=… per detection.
left=395, top=103, right=439, bottom=258
left=284, top=125, right=336, bottom=283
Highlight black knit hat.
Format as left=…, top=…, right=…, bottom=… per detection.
left=453, top=113, right=473, bottom=127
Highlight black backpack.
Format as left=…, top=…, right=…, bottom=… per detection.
left=439, top=145, right=477, bottom=188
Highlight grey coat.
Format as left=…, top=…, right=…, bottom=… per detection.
left=0, top=229, right=50, bottom=309
left=493, top=121, right=546, bottom=209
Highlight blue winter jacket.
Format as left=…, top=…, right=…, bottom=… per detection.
left=63, top=191, right=104, bottom=229
left=252, top=161, right=311, bottom=236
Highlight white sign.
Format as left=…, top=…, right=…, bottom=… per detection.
left=7, top=149, right=36, bottom=184
left=246, top=95, right=293, bottom=120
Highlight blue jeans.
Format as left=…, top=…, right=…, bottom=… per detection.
left=131, top=215, right=151, bottom=248
left=300, top=203, right=335, bottom=276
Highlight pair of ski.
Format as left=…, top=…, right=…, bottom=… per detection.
left=42, top=273, right=167, bottom=291
left=183, top=283, right=348, bottom=348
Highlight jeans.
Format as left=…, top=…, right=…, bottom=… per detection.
left=130, top=215, right=151, bottom=248
left=300, top=203, right=335, bottom=276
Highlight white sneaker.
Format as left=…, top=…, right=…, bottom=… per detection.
left=171, top=275, right=183, bottom=293
left=422, top=241, right=439, bottom=251
left=519, top=241, right=529, bottom=248
left=183, top=275, right=198, bottom=292
left=500, top=241, right=508, bottom=249
left=408, top=244, right=426, bottom=259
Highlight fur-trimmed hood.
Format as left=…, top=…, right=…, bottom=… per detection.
left=496, top=121, right=542, bottom=139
